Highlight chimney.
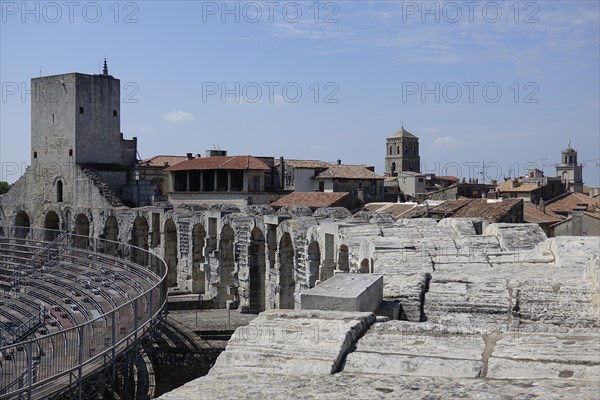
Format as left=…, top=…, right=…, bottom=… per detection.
left=491, top=179, right=497, bottom=186
left=337, top=159, right=341, bottom=165
left=186, top=153, right=193, bottom=160
left=280, top=156, right=285, bottom=189
left=538, top=198, right=545, bottom=212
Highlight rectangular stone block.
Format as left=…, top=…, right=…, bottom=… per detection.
left=300, top=274, right=383, bottom=312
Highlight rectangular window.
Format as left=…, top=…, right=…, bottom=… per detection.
left=79, top=107, right=84, bottom=114
left=113, top=110, right=118, bottom=117
left=33, top=151, right=37, bottom=159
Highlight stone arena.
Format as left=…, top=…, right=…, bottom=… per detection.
left=0, top=67, right=598, bottom=399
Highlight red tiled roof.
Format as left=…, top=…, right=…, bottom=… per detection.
left=546, top=192, right=600, bottom=214
left=523, top=203, right=564, bottom=225
left=271, top=192, right=357, bottom=209
left=500, top=184, right=539, bottom=193
left=435, top=176, right=460, bottom=183
left=431, top=199, right=472, bottom=214
left=166, top=156, right=270, bottom=172
left=363, top=202, right=418, bottom=218
left=139, top=155, right=188, bottom=168
left=451, top=198, right=523, bottom=223
left=315, top=165, right=383, bottom=180
left=274, top=159, right=330, bottom=169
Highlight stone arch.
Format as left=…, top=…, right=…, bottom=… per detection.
left=219, top=225, right=236, bottom=303
left=131, top=216, right=149, bottom=265
left=44, top=211, right=60, bottom=241
left=103, top=216, right=119, bottom=255
left=164, top=219, right=178, bottom=287
left=391, top=162, right=396, bottom=174
left=249, top=227, right=266, bottom=313
left=191, top=223, right=206, bottom=293
left=75, top=213, right=90, bottom=249
left=359, top=258, right=370, bottom=273
left=307, top=241, right=321, bottom=287
left=14, top=211, right=30, bottom=238
left=278, top=232, right=295, bottom=309
left=337, top=245, right=349, bottom=272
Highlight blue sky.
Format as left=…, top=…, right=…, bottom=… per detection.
left=1, top=0, right=599, bottom=186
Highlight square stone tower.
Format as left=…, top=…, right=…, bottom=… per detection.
left=31, top=62, right=135, bottom=167
left=385, top=127, right=420, bottom=176
left=555, top=142, right=583, bottom=193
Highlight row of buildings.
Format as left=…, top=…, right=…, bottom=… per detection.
left=0, top=67, right=597, bottom=240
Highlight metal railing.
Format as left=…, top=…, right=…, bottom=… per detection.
left=0, top=227, right=168, bottom=400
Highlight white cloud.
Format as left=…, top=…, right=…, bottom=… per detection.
left=431, top=136, right=462, bottom=151
left=163, top=110, right=195, bottom=123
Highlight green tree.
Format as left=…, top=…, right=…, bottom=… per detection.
left=0, top=181, right=10, bottom=195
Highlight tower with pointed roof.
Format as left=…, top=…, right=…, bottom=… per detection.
left=555, top=141, right=583, bottom=193
left=385, top=126, right=420, bottom=176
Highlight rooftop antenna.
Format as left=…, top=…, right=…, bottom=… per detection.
left=39, top=67, right=42, bottom=77
left=540, top=157, right=547, bottom=175
left=102, top=58, right=109, bottom=75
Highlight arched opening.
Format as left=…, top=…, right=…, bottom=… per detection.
left=75, top=214, right=90, bottom=249
left=164, top=219, right=178, bottom=287
left=14, top=211, right=30, bottom=239
left=397, top=145, right=400, bottom=154
left=192, top=223, right=206, bottom=293
left=278, top=233, right=295, bottom=309
left=389, top=147, right=392, bottom=155
left=337, top=245, right=349, bottom=272
left=249, top=228, right=266, bottom=313
left=391, top=162, right=396, bottom=175
left=44, top=211, right=60, bottom=241
left=131, top=216, right=149, bottom=265
left=56, top=180, right=63, bottom=202
left=307, top=241, right=321, bottom=287
left=103, top=216, right=119, bottom=255
left=359, top=259, right=370, bottom=273
left=219, top=225, right=235, bottom=303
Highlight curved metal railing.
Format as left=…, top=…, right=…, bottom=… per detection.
left=0, top=227, right=168, bottom=399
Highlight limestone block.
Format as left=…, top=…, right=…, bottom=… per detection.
left=300, top=274, right=383, bottom=312
left=210, top=310, right=375, bottom=375
left=484, top=223, right=547, bottom=251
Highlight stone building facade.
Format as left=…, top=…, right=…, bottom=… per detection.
left=0, top=67, right=387, bottom=313
left=384, top=127, right=420, bottom=176
left=556, top=142, right=584, bottom=193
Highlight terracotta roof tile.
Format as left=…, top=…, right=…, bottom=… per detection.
left=271, top=192, right=357, bottom=209
left=364, top=202, right=418, bottom=218
left=431, top=199, right=472, bottom=214
left=451, top=198, right=523, bottom=223
left=435, top=176, right=460, bottom=182
left=315, top=165, right=383, bottom=180
left=166, top=156, right=270, bottom=171
left=546, top=192, right=600, bottom=214
left=274, top=159, right=330, bottom=169
left=495, top=179, right=522, bottom=192
left=523, top=203, right=564, bottom=224
left=139, top=155, right=188, bottom=168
